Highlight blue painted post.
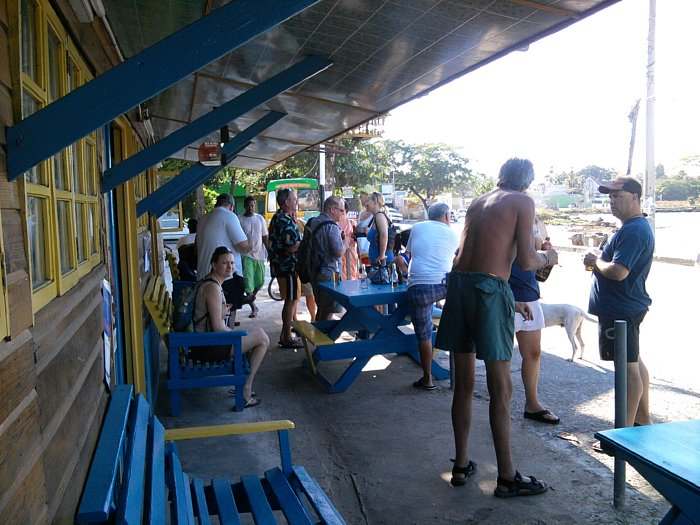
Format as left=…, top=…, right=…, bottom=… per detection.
left=101, top=56, right=331, bottom=192
left=278, top=430, right=293, bottom=476
left=613, top=319, right=627, bottom=508
left=104, top=124, right=126, bottom=385
left=6, top=0, right=321, bottom=180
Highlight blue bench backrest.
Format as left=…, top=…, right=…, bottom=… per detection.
left=77, top=385, right=166, bottom=524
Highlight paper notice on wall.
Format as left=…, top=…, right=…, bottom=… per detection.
left=102, top=279, right=113, bottom=390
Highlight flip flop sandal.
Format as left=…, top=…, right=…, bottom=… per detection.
left=413, top=379, right=438, bottom=391
left=592, top=441, right=614, bottom=457
left=450, top=460, right=477, bottom=486
left=243, top=397, right=261, bottom=409
left=227, top=388, right=256, bottom=398
left=278, top=338, right=303, bottom=349
left=524, top=409, right=561, bottom=425
left=494, top=471, right=548, bottom=498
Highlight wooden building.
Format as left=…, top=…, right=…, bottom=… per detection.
left=0, top=1, right=160, bottom=521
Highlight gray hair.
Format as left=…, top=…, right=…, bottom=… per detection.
left=428, top=202, right=450, bottom=220
left=323, top=195, right=344, bottom=213
left=497, top=158, right=535, bottom=192
left=215, top=193, right=233, bottom=207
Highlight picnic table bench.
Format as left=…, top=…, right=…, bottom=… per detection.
left=77, top=384, right=345, bottom=524
left=595, top=419, right=700, bottom=524
left=143, top=275, right=249, bottom=414
left=294, top=280, right=449, bottom=393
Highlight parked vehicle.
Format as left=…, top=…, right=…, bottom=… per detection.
left=158, top=211, right=189, bottom=244
left=385, top=206, right=403, bottom=223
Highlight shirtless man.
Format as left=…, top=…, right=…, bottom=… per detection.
left=436, top=158, right=558, bottom=497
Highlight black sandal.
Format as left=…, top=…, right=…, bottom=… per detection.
left=450, top=460, right=477, bottom=486
left=413, top=378, right=438, bottom=391
left=524, top=409, right=560, bottom=425
left=494, top=471, right=548, bottom=498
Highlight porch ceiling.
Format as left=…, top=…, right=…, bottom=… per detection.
left=102, top=0, right=619, bottom=171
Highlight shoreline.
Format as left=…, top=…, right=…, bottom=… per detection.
left=553, top=243, right=698, bottom=267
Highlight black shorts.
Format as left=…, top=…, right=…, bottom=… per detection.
left=277, top=272, right=301, bottom=302
left=598, top=311, right=646, bottom=363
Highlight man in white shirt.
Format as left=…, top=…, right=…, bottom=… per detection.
left=196, top=194, right=250, bottom=310
left=239, top=196, right=268, bottom=318
left=406, top=202, right=459, bottom=390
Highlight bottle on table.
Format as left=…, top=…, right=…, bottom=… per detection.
left=390, top=263, right=399, bottom=288
left=359, top=263, right=369, bottom=289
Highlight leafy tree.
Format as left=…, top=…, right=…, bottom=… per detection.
left=471, top=174, right=496, bottom=196
left=386, top=141, right=475, bottom=211
left=330, top=138, right=388, bottom=190
left=576, top=165, right=615, bottom=183
left=657, top=176, right=700, bottom=201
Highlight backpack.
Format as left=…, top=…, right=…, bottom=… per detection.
left=297, top=218, right=335, bottom=284
left=369, top=212, right=399, bottom=254
left=171, top=278, right=215, bottom=332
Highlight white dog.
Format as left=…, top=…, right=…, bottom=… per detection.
left=540, top=303, right=597, bottom=361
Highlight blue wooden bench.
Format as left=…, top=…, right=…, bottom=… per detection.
left=77, top=384, right=346, bottom=524
left=144, top=275, right=249, bottom=415
left=595, top=420, right=700, bottom=524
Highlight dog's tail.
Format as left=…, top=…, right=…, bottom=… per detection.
left=582, top=312, right=597, bottom=323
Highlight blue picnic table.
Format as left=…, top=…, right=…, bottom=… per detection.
left=300, top=280, right=449, bottom=393
left=595, top=419, right=700, bottom=524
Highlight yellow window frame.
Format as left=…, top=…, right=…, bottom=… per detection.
left=12, top=0, right=103, bottom=313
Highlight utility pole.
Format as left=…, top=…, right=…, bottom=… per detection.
left=319, top=143, right=326, bottom=203
left=644, top=0, right=656, bottom=231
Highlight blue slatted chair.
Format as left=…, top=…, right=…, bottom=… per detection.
left=77, top=385, right=346, bottom=524
left=143, top=275, right=249, bottom=414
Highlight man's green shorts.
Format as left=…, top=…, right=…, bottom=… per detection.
left=435, top=272, right=515, bottom=361
left=242, top=256, right=265, bottom=293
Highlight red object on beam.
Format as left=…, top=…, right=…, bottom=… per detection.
left=198, top=142, right=221, bottom=166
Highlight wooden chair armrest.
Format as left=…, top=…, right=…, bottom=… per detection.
left=164, top=420, right=295, bottom=441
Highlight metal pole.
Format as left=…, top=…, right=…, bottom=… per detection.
left=644, top=0, right=656, bottom=232
left=319, top=143, right=326, bottom=203
left=613, top=319, right=628, bottom=508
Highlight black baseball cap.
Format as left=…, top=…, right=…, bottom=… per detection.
left=598, top=176, right=642, bottom=196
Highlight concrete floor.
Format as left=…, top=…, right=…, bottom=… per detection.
left=156, top=252, right=699, bottom=524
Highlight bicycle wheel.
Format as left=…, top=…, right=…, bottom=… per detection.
left=267, top=277, right=283, bottom=301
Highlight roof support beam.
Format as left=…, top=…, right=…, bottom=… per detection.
left=101, top=56, right=331, bottom=192
left=5, top=0, right=320, bottom=180
left=136, top=111, right=285, bottom=218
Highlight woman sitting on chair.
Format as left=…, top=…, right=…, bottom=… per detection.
left=193, top=246, right=269, bottom=408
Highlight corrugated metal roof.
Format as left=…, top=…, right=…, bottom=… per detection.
left=102, top=0, right=619, bottom=170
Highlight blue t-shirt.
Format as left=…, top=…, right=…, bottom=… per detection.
left=509, top=262, right=540, bottom=302
left=588, top=216, right=654, bottom=319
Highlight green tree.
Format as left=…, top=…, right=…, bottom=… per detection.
left=657, top=175, right=700, bottom=201
left=387, top=141, right=475, bottom=211
left=576, top=165, right=615, bottom=183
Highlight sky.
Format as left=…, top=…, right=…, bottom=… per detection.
left=383, top=0, right=700, bottom=182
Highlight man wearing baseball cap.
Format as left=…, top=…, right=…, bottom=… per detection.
left=584, top=176, right=655, bottom=427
